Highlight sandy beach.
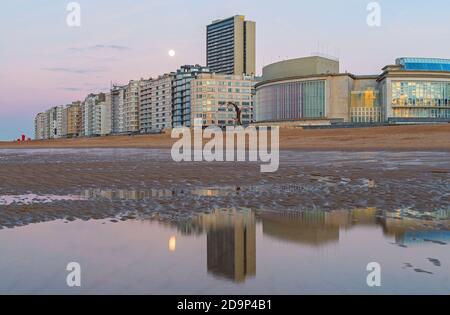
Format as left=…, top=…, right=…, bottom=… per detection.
left=1, top=124, right=450, bottom=151
left=1, top=131, right=449, bottom=294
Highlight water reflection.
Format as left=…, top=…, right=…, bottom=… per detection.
left=171, top=207, right=449, bottom=283
left=193, top=209, right=256, bottom=283
left=259, top=208, right=450, bottom=247
left=81, top=187, right=244, bottom=200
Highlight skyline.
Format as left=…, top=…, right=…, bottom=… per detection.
left=1, top=0, right=450, bottom=140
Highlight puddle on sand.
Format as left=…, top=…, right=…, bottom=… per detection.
left=0, top=207, right=448, bottom=294
left=0, top=194, right=87, bottom=206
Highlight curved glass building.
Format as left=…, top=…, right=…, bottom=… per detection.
left=255, top=56, right=450, bottom=125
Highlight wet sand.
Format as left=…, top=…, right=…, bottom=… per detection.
left=0, top=149, right=449, bottom=229
left=1, top=148, right=449, bottom=294
left=1, top=124, right=450, bottom=151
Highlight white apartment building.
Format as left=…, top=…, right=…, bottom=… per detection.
left=45, top=105, right=65, bottom=139
left=84, top=93, right=105, bottom=136
left=140, top=73, right=174, bottom=133
left=190, top=73, right=255, bottom=127
left=34, top=112, right=47, bottom=140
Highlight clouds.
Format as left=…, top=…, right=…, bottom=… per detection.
left=58, top=85, right=110, bottom=92
left=67, top=44, right=131, bottom=52
left=42, top=67, right=106, bottom=75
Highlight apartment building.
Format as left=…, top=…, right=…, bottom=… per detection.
left=111, top=85, right=126, bottom=134
left=124, top=80, right=141, bottom=133
left=101, top=93, right=112, bottom=135
left=190, top=73, right=255, bottom=127
left=172, top=65, right=211, bottom=128
left=84, top=93, right=106, bottom=137
left=34, top=112, right=47, bottom=140
left=207, top=15, right=256, bottom=75
left=140, top=73, right=175, bottom=133
left=44, top=105, right=65, bottom=139
left=66, top=101, right=83, bottom=138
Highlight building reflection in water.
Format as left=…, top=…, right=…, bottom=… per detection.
left=83, top=188, right=450, bottom=282
left=260, top=208, right=450, bottom=247
left=193, top=208, right=256, bottom=283
left=186, top=207, right=449, bottom=284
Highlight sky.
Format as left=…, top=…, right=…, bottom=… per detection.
left=1, top=0, right=449, bottom=140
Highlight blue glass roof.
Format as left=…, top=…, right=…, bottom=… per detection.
left=396, top=57, right=450, bottom=72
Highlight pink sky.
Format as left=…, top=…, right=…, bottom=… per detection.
left=1, top=0, right=449, bottom=140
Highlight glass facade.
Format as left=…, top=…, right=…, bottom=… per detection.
left=256, top=80, right=325, bottom=122
left=396, top=58, right=450, bottom=72
left=351, top=88, right=382, bottom=123
left=391, top=81, right=450, bottom=118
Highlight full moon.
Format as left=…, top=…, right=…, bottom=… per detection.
left=168, top=49, right=176, bottom=57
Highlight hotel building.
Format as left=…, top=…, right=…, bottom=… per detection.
left=190, top=73, right=255, bottom=127
left=140, top=73, right=175, bottom=133
left=255, top=56, right=450, bottom=125
left=207, top=15, right=256, bottom=75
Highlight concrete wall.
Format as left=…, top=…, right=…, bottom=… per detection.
left=262, top=56, right=339, bottom=82
left=327, top=75, right=353, bottom=122
left=244, top=21, right=256, bottom=75
left=234, top=16, right=244, bottom=76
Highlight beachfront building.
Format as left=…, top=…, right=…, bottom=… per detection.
left=66, top=101, right=83, bottom=138
left=190, top=73, right=255, bottom=127
left=84, top=93, right=106, bottom=137
left=255, top=56, right=450, bottom=126
left=207, top=15, right=256, bottom=75
left=43, top=105, right=65, bottom=139
left=123, top=80, right=141, bottom=133
left=172, top=65, right=211, bottom=128
left=379, top=58, right=450, bottom=123
left=111, top=85, right=126, bottom=134
left=140, top=73, right=175, bottom=133
left=34, top=112, right=47, bottom=140
left=101, top=93, right=112, bottom=136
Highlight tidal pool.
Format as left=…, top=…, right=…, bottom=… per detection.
left=0, top=149, right=449, bottom=294
left=0, top=208, right=448, bottom=295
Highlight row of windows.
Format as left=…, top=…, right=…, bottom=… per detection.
left=392, top=81, right=450, bottom=108
left=195, top=80, right=252, bottom=87
left=195, top=94, right=251, bottom=100
left=351, top=107, right=382, bottom=123
left=195, top=88, right=252, bottom=93
left=392, top=108, right=450, bottom=118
